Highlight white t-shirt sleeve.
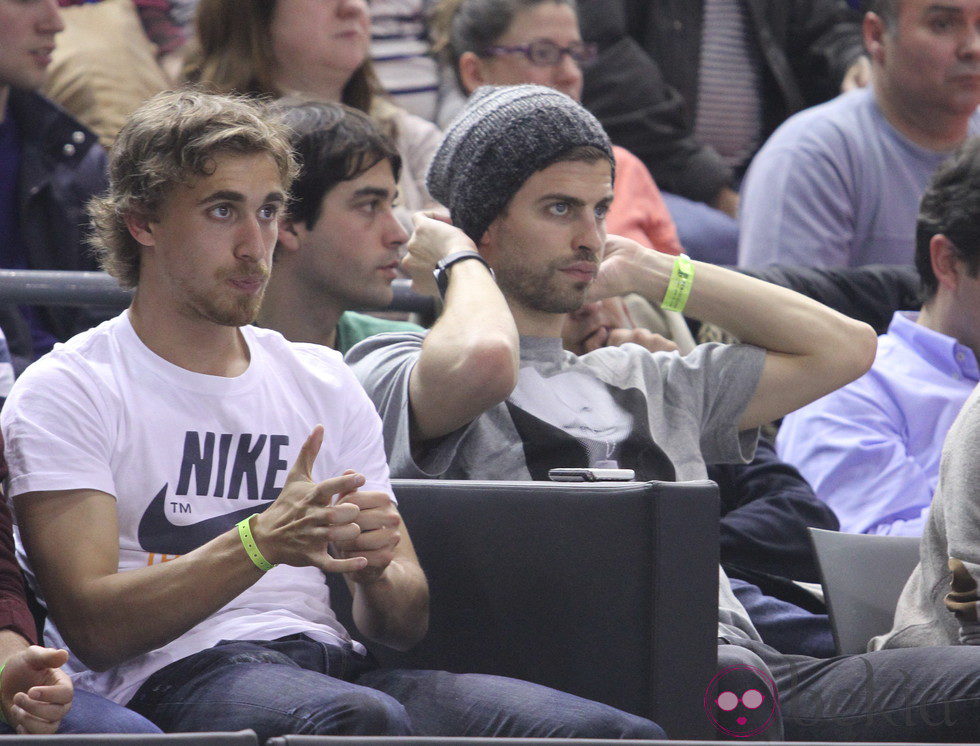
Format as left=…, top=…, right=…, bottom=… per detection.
left=1, top=354, right=117, bottom=499
left=338, top=369, right=395, bottom=498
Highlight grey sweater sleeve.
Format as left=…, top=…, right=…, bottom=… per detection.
left=934, top=388, right=980, bottom=644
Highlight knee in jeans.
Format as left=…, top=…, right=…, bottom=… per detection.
left=615, top=715, right=667, bottom=740
left=710, top=644, right=782, bottom=740
left=310, top=690, right=412, bottom=735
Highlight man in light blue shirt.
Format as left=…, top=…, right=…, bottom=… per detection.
left=777, top=137, right=980, bottom=535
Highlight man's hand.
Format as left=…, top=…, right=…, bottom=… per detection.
left=1, top=646, right=72, bottom=735
left=250, top=427, right=369, bottom=575
left=841, top=56, right=871, bottom=92
left=334, top=477, right=403, bottom=585
left=605, top=328, right=678, bottom=354
left=401, top=212, right=478, bottom=297
left=588, top=235, right=664, bottom=302
left=563, top=297, right=678, bottom=355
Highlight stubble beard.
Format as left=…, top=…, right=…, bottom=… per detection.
left=177, top=267, right=270, bottom=328
left=495, top=257, right=592, bottom=315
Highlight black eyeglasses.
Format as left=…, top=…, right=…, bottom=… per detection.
left=482, top=39, right=598, bottom=67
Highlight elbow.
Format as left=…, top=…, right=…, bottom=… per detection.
left=834, top=319, right=877, bottom=386
left=49, top=599, right=139, bottom=672
left=384, top=613, right=429, bottom=652
left=59, top=623, right=125, bottom=672
left=458, top=335, right=520, bottom=404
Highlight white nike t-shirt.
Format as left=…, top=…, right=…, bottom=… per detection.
left=1, top=312, right=393, bottom=704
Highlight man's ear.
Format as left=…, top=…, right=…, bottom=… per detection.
left=931, top=234, right=962, bottom=291
left=123, top=211, right=156, bottom=247
left=277, top=217, right=302, bottom=253
left=477, top=223, right=494, bottom=253
left=863, top=12, right=887, bottom=66
left=476, top=221, right=500, bottom=268
left=459, top=51, right=487, bottom=94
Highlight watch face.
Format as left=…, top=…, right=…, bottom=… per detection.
left=434, top=266, right=450, bottom=298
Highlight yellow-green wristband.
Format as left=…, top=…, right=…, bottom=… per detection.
left=237, top=514, right=276, bottom=572
left=661, top=253, right=694, bottom=312
left=0, top=662, right=7, bottom=724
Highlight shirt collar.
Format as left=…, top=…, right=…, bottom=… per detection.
left=888, top=310, right=980, bottom=382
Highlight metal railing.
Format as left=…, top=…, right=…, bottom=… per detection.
left=0, top=270, right=436, bottom=323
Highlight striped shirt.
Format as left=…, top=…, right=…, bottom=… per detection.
left=370, top=0, right=440, bottom=121
left=693, top=0, right=763, bottom=170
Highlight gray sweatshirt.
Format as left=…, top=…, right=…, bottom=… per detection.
left=871, top=383, right=980, bottom=650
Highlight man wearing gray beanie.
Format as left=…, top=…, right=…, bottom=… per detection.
left=426, top=85, right=616, bottom=244
left=352, top=85, right=980, bottom=742
left=349, top=84, right=872, bottom=489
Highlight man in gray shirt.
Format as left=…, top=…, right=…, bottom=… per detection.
left=348, top=84, right=980, bottom=741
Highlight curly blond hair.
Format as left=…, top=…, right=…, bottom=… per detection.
left=89, top=89, right=298, bottom=288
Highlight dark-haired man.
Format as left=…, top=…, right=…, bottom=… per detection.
left=778, top=137, right=980, bottom=536
left=739, top=0, right=980, bottom=268
left=259, top=101, right=421, bottom=354
left=870, top=141, right=980, bottom=650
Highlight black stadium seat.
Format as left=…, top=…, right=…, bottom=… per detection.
left=325, top=479, right=721, bottom=740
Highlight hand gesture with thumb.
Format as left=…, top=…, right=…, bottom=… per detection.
left=250, top=427, right=370, bottom=575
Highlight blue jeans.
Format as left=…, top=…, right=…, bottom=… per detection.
left=0, top=689, right=161, bottom=735
left=731, top=578, right=835, bottom=658
left=661, top=192, right=739, bottom=266
left=725, top=639, right=980, bottom=741
left=127, top=634, right=665, bottom=742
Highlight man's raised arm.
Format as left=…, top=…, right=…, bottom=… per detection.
left=591, top=236, right=878, bottom=430
left=400, top=213, right=520, bottom=442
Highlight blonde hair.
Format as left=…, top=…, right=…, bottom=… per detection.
left=89, top=89, right=298, bottom=288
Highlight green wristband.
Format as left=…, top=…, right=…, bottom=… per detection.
left=0, top=662, right=7, bottom=725
left=660, top=253, right=694, bottom=312
left=237, top=514, right=276, bottom=572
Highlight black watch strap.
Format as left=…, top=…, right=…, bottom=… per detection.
left=433, top=250, right=493, bottom=298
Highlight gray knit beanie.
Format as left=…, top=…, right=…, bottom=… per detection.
left=426, top=85, right=615, bottom=242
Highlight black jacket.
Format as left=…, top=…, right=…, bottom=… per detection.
left=579, top=0, right=864, bottom=202
left=3, top=89, right=110, bottom=365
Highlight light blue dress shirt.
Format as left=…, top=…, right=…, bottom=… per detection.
left=777, top=311, right=978, bottom=535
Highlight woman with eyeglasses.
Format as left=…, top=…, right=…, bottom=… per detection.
left=183, top=0, right=443, bottom=222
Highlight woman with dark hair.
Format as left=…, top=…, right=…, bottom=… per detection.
left=184, top=0, right=443, bottom=218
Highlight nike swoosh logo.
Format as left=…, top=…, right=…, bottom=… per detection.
left=137, top=484, right=272, bottom=554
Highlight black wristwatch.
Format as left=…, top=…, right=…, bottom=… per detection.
left=433, top=250, right=494, bottom=298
